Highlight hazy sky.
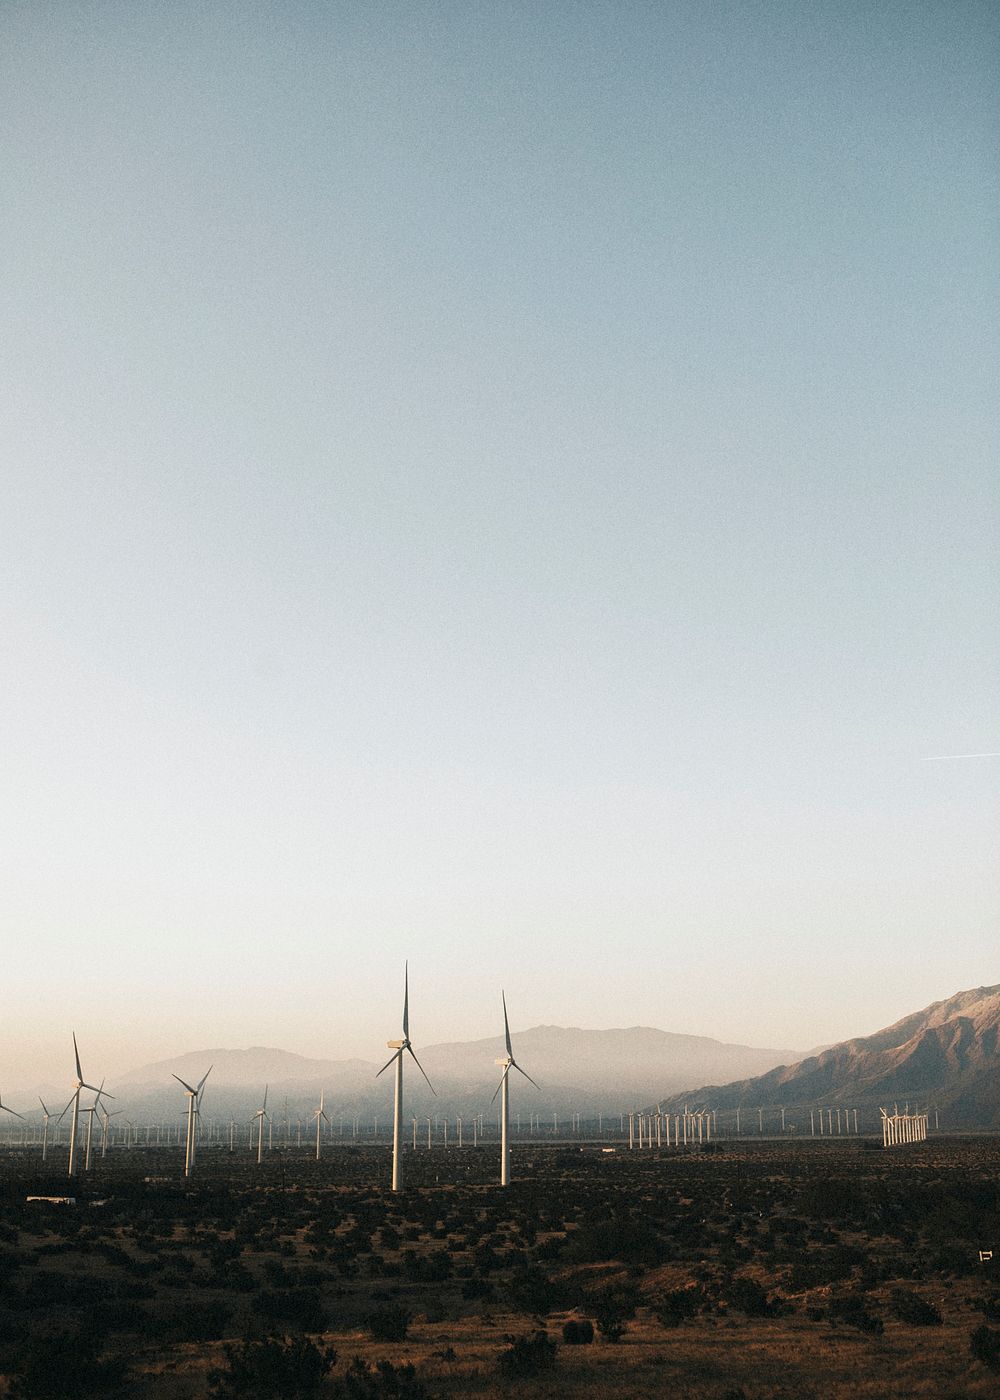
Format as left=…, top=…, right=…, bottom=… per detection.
left=2, top=1, right=997, bottom=1088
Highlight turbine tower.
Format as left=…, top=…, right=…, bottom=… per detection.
left=312, top=1090, right=330, bottom=1161
left=376, top=962, right=435, bottom=1192
left=491, top=991, right=539, bottom=1187
left=38, top=1099, right=52, bottom=1162
left=254, top=1085, right=269, bottom=1164
left=173, top=1066, right=212, bottom=1178
left=81, top=1080, right=110, bottom=1172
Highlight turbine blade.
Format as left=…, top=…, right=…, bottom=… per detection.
left=489, top=1065, right=510, bottom=1107
left=73, top=1031, right=83, bottom=1082
left=502, top=989, right=512, bottom=1058
left=262, top=1085, right=268, bottom=1111
left=402, top=960, right=409, bottom=1040
left=0, top=1104, right=25, bottom=1120
left=173, top=1074, right=197, bottom=1095
left=511, top=1061, right=540, bottom=1091
left=196, top=1066, right=213, bottom=1096
left=406, top=1045, right=436, bottom=1095
left=376, top=1049, right=401, bottom=1078
left=56, top=1092, right=77, bottom=1124
left=38, top=1098, right=49, bottom=1116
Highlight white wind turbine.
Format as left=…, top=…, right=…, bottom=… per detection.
left=254, top=1085, right=269, bottom=1164
left=312, top=1090, right=330, bottom=1161
left=173, top=1067, right=212, bottom=1178
left=58, top=1034, right=111, bottom=1178
left=376, top=963, right=435, bottom=1192
left=491, top=991, right=539, bottom=1187
left=38, top=1099, right=53, bottom=1162
left=100, top=1105, right=123, bottom=1158
left=81, top=1080, right=111, bottom=1172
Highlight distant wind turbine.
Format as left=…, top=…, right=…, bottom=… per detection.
left=312, top=1090, right=330, bottom=1161
left=254, top=1085, right=269, bottom=1165
left=58, top=1034, right=111, bottom=1178
left=491, top=991, right=539, bottom=1187
left=377, top=962, right=435, bottom=1192
left=38, top=1099, right=52, bottom=1162
left=173, top=1066, right=212, bottom=1178
left=81, top=1080, right=111, bottom=1172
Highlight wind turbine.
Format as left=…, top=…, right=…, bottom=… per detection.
left=99, top=1102, right=122, bottom=1158
left=173, top=1066, right=212, bottom=1178
left=312, top=1090, right=330, bottom=1161
left=376, top=962, right=435, bottom=1192
left=81, top=1081, right=111, bottom=1172
left=254, top=1085, right=269, bottom=1164
left=491, top=991, right=539, bottom=1187
left=58, top=1034, right=111, bottom=1178
left=38, top=1099, right=52, bottom=1162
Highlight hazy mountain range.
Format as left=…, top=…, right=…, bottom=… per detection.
left=658, top=984, right=1000, bottom=1128
left=20, top=984, right=998, bottom=1126
left=33, top=1025, right=799, bottom=1120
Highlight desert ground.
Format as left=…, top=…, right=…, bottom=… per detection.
left=0, top=1137, right=997, bottom=1397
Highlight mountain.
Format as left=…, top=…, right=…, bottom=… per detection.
left=116, top=1047, right=375, bottom=1092
left=102, top=1025, right=798, bottom=1119
left=417, top=1024, right=795, bottom=1098
left=657, top=984, right=1000, bottom=1128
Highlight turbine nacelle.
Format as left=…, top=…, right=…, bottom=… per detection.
left=376, top=965, right=435, bottom=1095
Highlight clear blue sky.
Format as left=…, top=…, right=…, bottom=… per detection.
left=1, top=0, right=996, bottom=1085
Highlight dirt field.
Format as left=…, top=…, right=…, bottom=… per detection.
left=0, top=1137, right=997, bottom=1397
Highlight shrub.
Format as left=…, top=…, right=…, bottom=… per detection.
left=366, top=1304, right=410, bottom=1343
left=566, top=1216, right=660, bottom=1266
left=888, top=1289, right=942, bottom=1326
left=497, top=1330, right=557, bottom=1378
left=505, top=1266, right=564, bottom=1316
left=970, top=1325, right=1000, bottom=1372
left=8, top=1327, right=129, bottom=1399
left=252, top=1289, right=326, bottom=1333
left=976, top=1293, right=1000, bottom=1323
left=561, top=1318, right=594, bottom=1344
left=656, top=1286, right=703, bottom=1327
left=593, top=1285, right=639, bottom=1343
left=827, top=1291, right=883, bottom=1335
left=158, top=1298, right=234, bottom=1343
left=84, top=1299, right=152, bottom=1336
left=724, top=1277, right=781, bottom=1318
left=333, top=1358, right=430, bottom=1399
left=209, top=1334, right=337, bottom=1398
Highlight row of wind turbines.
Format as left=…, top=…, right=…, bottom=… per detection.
left=375, top=968, right=536, bottom=1191
left=12, top=968, right=538, bottom=1192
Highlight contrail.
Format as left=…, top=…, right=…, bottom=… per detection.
left=923, top=752, right=1000, bottom=761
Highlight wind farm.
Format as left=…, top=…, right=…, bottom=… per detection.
left=3, top=0, right=995, bottom=1393
left=0, top=984, right=996, bottom=1395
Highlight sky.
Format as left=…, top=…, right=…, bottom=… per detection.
left=1, top=0, right=997, bottom=1089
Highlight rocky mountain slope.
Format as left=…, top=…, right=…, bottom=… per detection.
left=658, top=984, right=1000, bottom=1127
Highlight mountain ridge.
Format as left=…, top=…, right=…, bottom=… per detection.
left=656, top=983, right=1000, bottom=1127
left=41, top=1024, right=801, bottom=1118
